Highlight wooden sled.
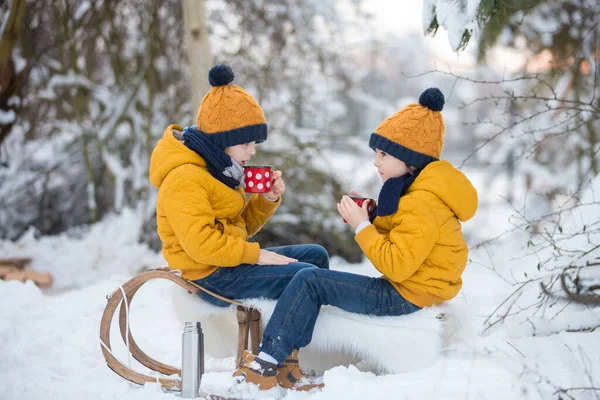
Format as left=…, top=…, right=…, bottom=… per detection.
left=99, top=267, right=262, bottom=392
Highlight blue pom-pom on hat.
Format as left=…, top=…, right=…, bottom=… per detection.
left=418, top=88, right=445, bottom=112
left=208, top=65, right=235, bottom=87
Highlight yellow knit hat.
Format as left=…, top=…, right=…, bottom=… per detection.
left=369, top=88, right=445, bottom=169
left=195, top=65, right=267, bottom=149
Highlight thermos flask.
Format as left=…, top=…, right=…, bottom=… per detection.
left=181, top=322, right=204, bottom=398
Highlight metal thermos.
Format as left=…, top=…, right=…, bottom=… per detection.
left=181, top=322, right=204, bottom=398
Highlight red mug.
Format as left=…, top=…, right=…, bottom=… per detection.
left=244, top=165, right=274, bottom=193
left=343, top=196, right=376, bottom=223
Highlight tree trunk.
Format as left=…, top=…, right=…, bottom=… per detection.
left=181, top=0, right=212, bottom=115
left=0, top=0, right=27, bottom=147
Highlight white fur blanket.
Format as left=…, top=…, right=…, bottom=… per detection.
left=171, top=287, right=462, bottom=375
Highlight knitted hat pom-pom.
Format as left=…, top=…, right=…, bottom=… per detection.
left=418, top=88, right=445, bottom=112
left=208, top=65, right=235, bottom=87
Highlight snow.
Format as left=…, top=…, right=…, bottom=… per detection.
left=74, top=1, right=91, bottom=21
left=0, top=208, right=160, bottom=290
left=0, top=109, right=16, bottom=124
left=422, top=0, right=482, bottom=51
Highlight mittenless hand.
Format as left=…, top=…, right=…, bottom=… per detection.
left=257, top=249, right=297, bottom=265
left=337, top=195, right=370, bottom=230
left=264, top=170, right=284, bottom=201
left=349, top=190, right=377, bottom=214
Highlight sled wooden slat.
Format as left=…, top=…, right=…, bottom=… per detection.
left=249, top=308, right=261, bottom=355
left=236, top=306, right=250, bottom=362
left=100, top=267, right=263, bottom=391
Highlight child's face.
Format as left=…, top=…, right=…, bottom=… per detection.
left=225, top=142, right=256, bottom=166
left=373, top=149, right=414, bottom=182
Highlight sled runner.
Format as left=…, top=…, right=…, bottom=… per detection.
left=99, top=267, right=262, bottom=391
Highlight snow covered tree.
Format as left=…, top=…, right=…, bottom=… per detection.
left=423, top=0, right=539, bottom=52
left=0, top=0, right=368, bottom=262
left=0, top=0, right=189, bottom=242
left=446, top=0, right=600, bottom=330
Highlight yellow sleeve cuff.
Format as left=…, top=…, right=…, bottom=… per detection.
left=241, top=242, right=261, bottom=265
left=252, top=193, right=281, bottom=213
left=354, top=223, right=379, bottom=250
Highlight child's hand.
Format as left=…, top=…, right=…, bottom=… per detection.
left=337, top=195, right=370, bottom=230
left=264, top=170, right=285, bottom=201
left=257, top=249, right=297, bottom=265
left=348, top=190, right=363, bottom=197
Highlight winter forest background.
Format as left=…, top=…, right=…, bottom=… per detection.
left=1, top=0, right=599, bottom=399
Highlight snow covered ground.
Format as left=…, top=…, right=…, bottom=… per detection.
left=2, top=173, right=599, bottom=400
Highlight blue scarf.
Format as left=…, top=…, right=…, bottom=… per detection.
left=375, top=172, right=420, bottom=217
left=182, top=126, right=244, bottom=189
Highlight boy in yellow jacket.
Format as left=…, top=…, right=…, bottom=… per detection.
left=234, top=88, right=478, bottom=391
left=148, top=65, right=329, bottom=368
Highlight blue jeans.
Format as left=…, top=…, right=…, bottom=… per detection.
left=194, top=244, right=330, bottom=307
left=258, top=268, right=421, bottom=364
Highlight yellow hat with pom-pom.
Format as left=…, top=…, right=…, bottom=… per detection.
left=369, top=88, right=445, bottom=169
left=195, top=65, right=267, bottom=149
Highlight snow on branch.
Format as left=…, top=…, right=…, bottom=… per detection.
left=423, top=0, right=484, bottom=51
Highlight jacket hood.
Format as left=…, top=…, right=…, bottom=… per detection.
left=408, top=160, right=478, bottom=222
left=149, top=124, right=207, bottom=188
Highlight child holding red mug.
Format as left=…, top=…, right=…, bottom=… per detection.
left=343, top=196, right=375, bottom=223
left=233, top=88, right=479, bottom=391
left=149, top=65, right=330, bottom=391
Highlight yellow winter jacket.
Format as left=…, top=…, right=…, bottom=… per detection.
left=149, top=124, right=281, bottom=280
left=355, top=161, right=478, bottom=308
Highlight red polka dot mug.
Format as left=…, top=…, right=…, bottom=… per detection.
left=344, top=196, right=376, bottom=223
left=244, top=165, right=274, bottom=194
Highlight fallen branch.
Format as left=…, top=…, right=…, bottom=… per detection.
left=0, top=264, right=52, bottom=288
left=0, top=257, right=31, bottom=269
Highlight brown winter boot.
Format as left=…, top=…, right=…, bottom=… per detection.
left=277, top=350, right=324, bottom=391
left=232, top=350, right=279, bottom=390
